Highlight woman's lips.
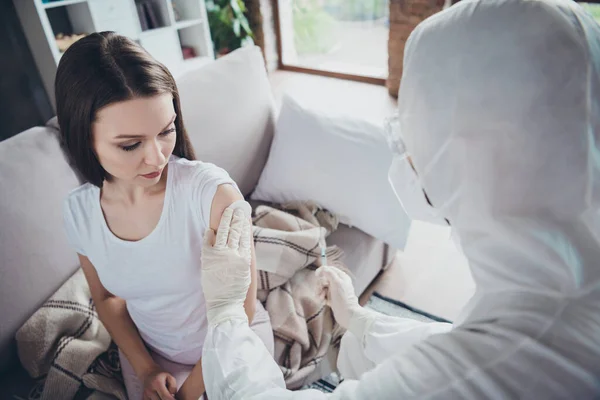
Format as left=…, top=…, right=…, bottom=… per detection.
left=141, top=169, right=161, bottom=179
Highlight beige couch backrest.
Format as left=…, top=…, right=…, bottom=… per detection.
left=177, top=46, right=276, bottom=196
left=0, top=126, right=81, bottom=373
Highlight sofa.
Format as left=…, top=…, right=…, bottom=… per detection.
left=0, top=46, right=396, bottom=395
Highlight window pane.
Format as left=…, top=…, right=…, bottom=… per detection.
left=581, top=3, right=600, bottom=24
left=279, top=0, right=389, bottom=78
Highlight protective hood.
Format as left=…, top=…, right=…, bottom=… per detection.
left=397, top=0, right=600, bottom=326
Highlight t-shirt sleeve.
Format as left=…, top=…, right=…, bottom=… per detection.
left=191, top=163, right=241, bottom=229
left=63, top=197, right=86, bottom=256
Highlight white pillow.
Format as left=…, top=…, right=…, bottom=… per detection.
left=251, top=96, right=411, bottom=250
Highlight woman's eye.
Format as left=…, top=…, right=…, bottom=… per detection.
left=160, top=127, right=176, bottom=137
left=119, top=127, right=173, bottom=151
left=121, top=142, right=140, bottom=152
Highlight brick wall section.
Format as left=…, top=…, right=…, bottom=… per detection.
left=247, top=0, right=279, bottom=72
left=387, top=0, right=445, bottom=97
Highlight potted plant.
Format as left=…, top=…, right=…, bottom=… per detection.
left=206, top=0, right=254, bottom=57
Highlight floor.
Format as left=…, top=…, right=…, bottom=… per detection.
left=268, top=70, right=397, bottom=125
left=364, top=222, right=475, bottom=322
left=359, top=256, right=403, bottom=304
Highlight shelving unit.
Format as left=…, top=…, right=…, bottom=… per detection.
left=175, top=19, right=204, bottom=29
left=43, top=0, right=87, bottom=8
left=171, top=0, right=204, bottom=21
left=13, top=0, right=215, bottom=110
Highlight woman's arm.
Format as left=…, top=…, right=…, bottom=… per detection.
left=79, top=255, right=176, bottom=399
left=207, top=184, right=257, bottom=322
left=178, top=184, right=258, bottom=399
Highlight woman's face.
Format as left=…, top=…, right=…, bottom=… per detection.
left=92, top=94, right=177, bottom=187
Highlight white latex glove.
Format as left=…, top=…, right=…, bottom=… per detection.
left=316, top=266, right=379, bottom=341
left=201, top=202, right=252, bottom=326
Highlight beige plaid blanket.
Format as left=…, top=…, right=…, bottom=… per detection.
left=252, top=202, right=347, bottom=389
left=15, top=269, right=127, bottom=400
left=15, top=202, right=345, bottom=397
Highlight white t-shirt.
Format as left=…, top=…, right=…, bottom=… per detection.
left=63, top=156, right=239, bottom=365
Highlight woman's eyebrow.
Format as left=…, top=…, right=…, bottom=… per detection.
left=114, top=114, right=177, bottom=139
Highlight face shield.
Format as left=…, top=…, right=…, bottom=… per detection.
left=383, top=113, right=448, bottom=226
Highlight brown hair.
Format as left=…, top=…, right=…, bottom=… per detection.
left=55, top=31, right=196, bottom=187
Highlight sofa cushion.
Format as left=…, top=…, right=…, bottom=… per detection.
left=176, top=46, right=276, bottom=196
left=251, top=95, right=411, bottom=250
left=0, top=126, right=81, bottom=373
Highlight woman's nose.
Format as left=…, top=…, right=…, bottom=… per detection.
left=144, top=139, right=166, bottom=167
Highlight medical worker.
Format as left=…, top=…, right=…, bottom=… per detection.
left=199, top=0, right=600, bottom=398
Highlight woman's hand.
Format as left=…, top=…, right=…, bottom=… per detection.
left=141, top=365, right=177, bottom=400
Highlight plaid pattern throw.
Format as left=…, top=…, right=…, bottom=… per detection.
left=253, top=202, right=347, bottom=389
left=15, top=269, right=127, bottom=400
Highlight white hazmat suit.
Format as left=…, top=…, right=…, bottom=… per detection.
left=201, top=0, right=600, bottom=398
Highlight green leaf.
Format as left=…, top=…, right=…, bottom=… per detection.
left=233, top=19, right=241, bottom=36
left=230, top=0, right=241, bottom=14
left=241, top=36, right=254, bottom=47
left=239, top=15, right=251, bottom=34
left=207, top=0, right=254, bottom=54
left=219, top=7, right=231, bottom=25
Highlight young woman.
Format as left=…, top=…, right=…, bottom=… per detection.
left=57, top=32, right=274, bottom=400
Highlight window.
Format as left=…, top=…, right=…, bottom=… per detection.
left=581, top=2, right=600, bottom=23
left=276, top=0, right=389, bottom=82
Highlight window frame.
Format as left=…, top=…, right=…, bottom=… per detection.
left=273, top=0, right=388, bottom=85
left=272, top=0, right=600, bottom=84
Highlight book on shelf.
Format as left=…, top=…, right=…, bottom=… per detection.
left=144, top=2, right=160, bottom=29
left=136, top=0, right=161, bottom=31
left=136, top=3, right=149, bottom=30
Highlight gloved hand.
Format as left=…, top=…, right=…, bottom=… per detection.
left=316, top=266, right=379, bottom=342
left=201, top=203, right=252, bottom=326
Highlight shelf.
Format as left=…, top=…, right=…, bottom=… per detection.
left=171, top=0, right=203, bottom=22
left=175, top=19, right=203, bottom=30
left=177, top=22, right=209, bottom=60
left=45, top=0, right=93, bottom=56
left=136, top=0, right=171, bottom=31
left=15, top=0, right=214, bottom=113
left=42, top=0, right=87, bottom=9
left=139, top=26, right=173, bottom=38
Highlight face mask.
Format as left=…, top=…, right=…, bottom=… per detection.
left=388, top=155, right=448, bottom=225
left=384, top=113, right=448, bottom=226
